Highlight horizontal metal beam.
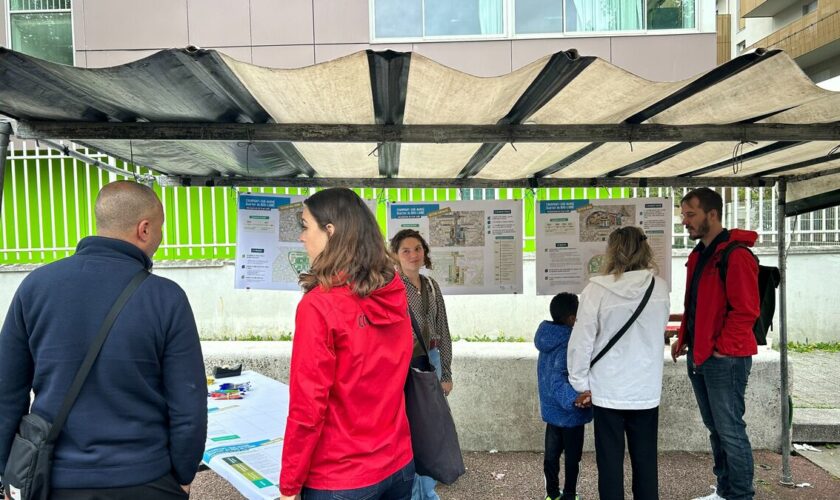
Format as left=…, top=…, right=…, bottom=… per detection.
left=159, top=175, right=775, bottom=189
left=15, top=121, right=840, bottom=143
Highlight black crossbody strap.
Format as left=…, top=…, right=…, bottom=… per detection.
left=590, top=276, right=656, bottom=369
left=46, top=268, right=150, bottom=443
left=408, top=306, right=430, bottom=358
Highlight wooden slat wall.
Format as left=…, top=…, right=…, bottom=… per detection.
left=749, top=0, right=840, bottom=58
left=718, top=14, right=732, bottom=63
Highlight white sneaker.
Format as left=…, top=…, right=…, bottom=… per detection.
left=691, top=486, right=725, bottom=500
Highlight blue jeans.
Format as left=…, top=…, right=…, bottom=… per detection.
left=412, top=348, right=441, bottom=500
left=301, top=461, right=415, bottom=500
left=687, top=354, right=755, bottom=500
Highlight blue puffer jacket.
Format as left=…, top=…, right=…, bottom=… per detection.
left=535, top=321, right=593, bottom=428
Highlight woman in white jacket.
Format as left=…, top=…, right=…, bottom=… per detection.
left=567, top=226, right=670, bottom=500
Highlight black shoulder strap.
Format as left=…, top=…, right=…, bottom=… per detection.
left=46, top=269, right=150, bottom=443
left=718, top=243, right=758, bottom=285
left=590, top=277, right=656, bottom=369
left=408, top=306, right=430, bottom=358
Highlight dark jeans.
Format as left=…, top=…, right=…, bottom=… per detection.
left=688, top=354, right=755, bottom=500
left=301, top=461, right=415, bottom=500
left=543, top=423, right=584, bottom=499
left=593, top=405, right=659, bottom=500
left=49, top=473, right=188, bottom=499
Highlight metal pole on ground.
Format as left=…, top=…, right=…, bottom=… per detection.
left=0, top=122, right=12, bottom=219
left=777, top=177, right=793, bottom=486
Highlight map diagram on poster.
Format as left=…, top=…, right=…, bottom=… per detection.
left=387, top=200, right=523, bottom=295
left=235, top=193, right=308, bottom=290
left=535, top=198, right=672, bottom=295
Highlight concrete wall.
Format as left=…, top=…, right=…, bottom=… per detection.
left=1, top=250, right=838, bottom=343
left=0, top=0, right=716, bottom=80
left=201, top=341, right=783, bottom=451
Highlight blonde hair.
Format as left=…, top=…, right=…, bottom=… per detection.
left=603, top=226, right=657, bottom=279
left=298, top=188, right=395, bottom=297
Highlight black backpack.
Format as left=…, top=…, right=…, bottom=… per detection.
left=717, top=244, right=780, bottom=346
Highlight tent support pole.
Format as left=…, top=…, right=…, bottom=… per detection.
left=777, top=178, right=793, bottom=486
left=0, top=122, right=12, bottom=219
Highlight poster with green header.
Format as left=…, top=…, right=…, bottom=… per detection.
left=535, top=197, right=672, bottom=295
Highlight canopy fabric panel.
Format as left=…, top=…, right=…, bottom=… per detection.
left=0, top=46, right=838, bottom=214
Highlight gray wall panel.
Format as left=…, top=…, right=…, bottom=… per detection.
left=512, top=37, right=611, bottom=70
left=611, top=33, right=717, bottom=81
left=252, top=45, right=316, bottom=68
left=251, top=0, right=314, bottom=46
left=83, top=0, right=189, bottom=50
left=187, top=0, right=251, bottom=48
left=313, top=0, right=369, bottom=44
left=413, top=40, right=513, bottom=77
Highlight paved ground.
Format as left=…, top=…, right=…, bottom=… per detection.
left=189, top=350, right=840, bottom=499
left=191, top=450, right=840, bottom=499
left=789, top=352, right=840, bottom=410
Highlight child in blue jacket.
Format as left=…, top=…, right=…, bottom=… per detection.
left=535, top=292, right=593, bottom=500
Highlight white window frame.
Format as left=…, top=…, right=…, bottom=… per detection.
left=6, top=0, right=75, bottom=66
left=369, top=0, right=705, bottom=43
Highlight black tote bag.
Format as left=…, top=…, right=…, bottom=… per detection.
left=404, top=308, right=465, bottom=485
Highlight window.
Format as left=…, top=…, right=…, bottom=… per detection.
left=736, top=40, right=746, bottom=53
left=802, top=0, right=817, bottom=15
left=373, top=0, right=698, bottom=40
left=515, top=0, right=563, bottom=34
left=373, top=0, right=503, bottom=39
left=647, top=0, right=696, bottom=30
left=8, top=0, right=73, bottom=65
left=565, top=0, right=644, bottom=32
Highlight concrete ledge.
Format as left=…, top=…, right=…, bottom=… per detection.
left=201, top=342, right=782, bottom=452
left=794, top=409, right=840, bottom=443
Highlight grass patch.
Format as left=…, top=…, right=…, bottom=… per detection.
left=786, top=342, right=840, bottom=353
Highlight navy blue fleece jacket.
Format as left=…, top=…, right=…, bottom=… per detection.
left=0, top=236, right=207, bottom=488
left=535, top=320, right=593, bottom=428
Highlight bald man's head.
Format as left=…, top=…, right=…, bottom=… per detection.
left=95, top=181, right=164, bottom=257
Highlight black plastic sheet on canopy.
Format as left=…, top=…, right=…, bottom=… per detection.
left=1, top=46, right=839, bottom=216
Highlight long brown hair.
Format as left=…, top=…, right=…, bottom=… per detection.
left=603, top=226, right=657, bottom=279
left=298, top=188, right=395, bottom=296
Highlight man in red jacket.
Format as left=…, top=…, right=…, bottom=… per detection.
left=672, top=188, right=759, bottom=500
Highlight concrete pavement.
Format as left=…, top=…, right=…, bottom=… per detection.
left=790, top=351, right=840, bottom=443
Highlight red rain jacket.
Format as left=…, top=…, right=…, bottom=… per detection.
left=677, top=229, right=760, bottom=366
left=280, top=274, right=414, bottom=495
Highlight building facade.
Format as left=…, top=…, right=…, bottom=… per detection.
left=719, top=0, right=840, bottom=87
left=2, top=0, right=716, bottom=81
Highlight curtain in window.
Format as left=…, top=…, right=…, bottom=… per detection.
left=479, top=0, right=504, bottom=34
left=572, top=0, right=642, bottom=31
left=683, top=0, right=696, bottom=28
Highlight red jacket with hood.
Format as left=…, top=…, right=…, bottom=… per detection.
left=677, top=228, right=760, bottom=366
left=280, top=274, right=414, bottom=496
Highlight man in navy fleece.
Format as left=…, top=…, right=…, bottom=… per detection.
left=0, top=181, right=207, bottom=499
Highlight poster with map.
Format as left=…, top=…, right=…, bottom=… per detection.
left=235, top=193, right=308, bottom=290
left=535, top=198, right=671, bottom=295
left=387, top=200, right=523, bottom=295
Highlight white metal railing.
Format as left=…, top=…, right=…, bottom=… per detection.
left=1, top=142, right=839, bottom=265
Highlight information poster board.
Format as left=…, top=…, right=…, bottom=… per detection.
left=535, top=198, right=672, bottom=295
left=234, top=193, right=308, bottom=290
left=387, top=200, right=523, bottom=295
left=203, top=371, right=289, bottom=500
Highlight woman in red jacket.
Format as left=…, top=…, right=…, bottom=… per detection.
left=280, top=188, right=415, bottom=500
